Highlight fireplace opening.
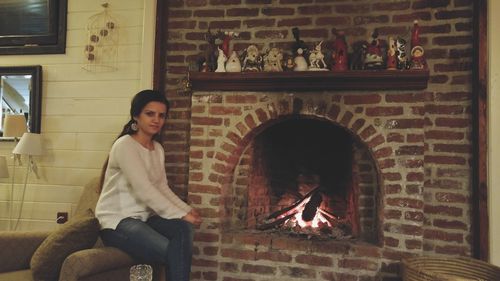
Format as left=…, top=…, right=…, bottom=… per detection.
left=237, top=117, right=379, bottom=242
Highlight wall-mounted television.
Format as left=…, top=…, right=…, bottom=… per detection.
left=0, top=0, right=67, bottom=55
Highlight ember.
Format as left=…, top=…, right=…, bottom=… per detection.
left=257, top=187, right=353, bottom=239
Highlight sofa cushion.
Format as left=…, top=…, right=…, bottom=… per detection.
left=30, top=209, right=99, bottom=281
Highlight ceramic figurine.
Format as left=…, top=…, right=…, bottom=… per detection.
left=284, top=56, right=295, bottom=71
left=396, top=37, right=409, bottom=69
left=204, top=29, right=218, bottom=72
left=332, top=31, right=348, bottom=71
left=308, top=41, right=328, bottom=71
left=242, top=45, right=263, bottom=72
left=386, top=36, right=397, bottom=70
left=215, top=47, right=227, bottom=72
left=292, top=27, right=309, bottom=59
left=225, top=51, right=242, bottom=72
left=263, top=47, right=283, bottom=72
left=221, top=31, right=239, bottom=58
left=410, top=46, right=427, bottom=69
left=411, top=20, right=420, bottom=48
left=364, top=29, right=384, bottom=69
left=409, top=20, right=427, bottom=70
left=294, top=48, right=308, bottom=71
left=350, top=40, right=367, bottom=70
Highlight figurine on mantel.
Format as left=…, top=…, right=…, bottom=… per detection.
left=331, top=31, right=348, bottom=71
left=215, top=47, right=227, bottom=72
left=364, top=29, right=384, bottom=69
left=308, top=41, right=328, bottom=71
left=410, top=20, right=427, bottom=70
left=386, top=36, right=397, bottom=70
left=242, top=45, right=263, bottom=72
left=396, top=37, right=409, bottom=69
left=263, top=47, right=283, bottom=72
left=203, top=29, right=218, bottom=72
left=294, top=48, right=308, bottom=71
left=225, top=50, right=242, bottom=72
left=291, top=27, right=309, bottom=60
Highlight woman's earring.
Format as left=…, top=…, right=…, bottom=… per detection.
left=131, top=121, right=138, bottom=131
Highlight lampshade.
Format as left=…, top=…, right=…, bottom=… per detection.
left=3, top=115, right=28, bottom=138
left=13, top=133, right=43, bottom=156
left=0, top=156, right=9, bottom=178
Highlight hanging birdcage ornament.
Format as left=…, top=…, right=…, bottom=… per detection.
left=82, top=3, right=118, bottom=72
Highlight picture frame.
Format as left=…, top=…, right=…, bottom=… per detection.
left=0, top=0, right=67, bottom=55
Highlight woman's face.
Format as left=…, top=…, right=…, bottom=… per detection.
left=134, top=101, right=167, bottom=137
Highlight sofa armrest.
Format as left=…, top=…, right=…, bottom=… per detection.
left=0, top=231, right=50, bottom=273
left=59, top=247, right=135, bottom=281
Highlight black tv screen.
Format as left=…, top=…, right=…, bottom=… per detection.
left=0, top=0, right=67, bottom=55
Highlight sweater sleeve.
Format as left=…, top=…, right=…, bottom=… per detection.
left=112, top=139, right=189, bottom=219
left=154, top=143, right=192, bottom=213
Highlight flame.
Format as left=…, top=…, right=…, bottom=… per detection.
left=277, top=195, right=334, bottom=229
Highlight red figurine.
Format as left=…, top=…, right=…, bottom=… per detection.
left=331, top=31, right=348, bottom=71
left=410, top=20, right=427, bottom=70
left=386, top=36, right=397, bottom=70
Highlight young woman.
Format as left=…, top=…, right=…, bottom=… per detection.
left=95, top=90, right=202, bottom=281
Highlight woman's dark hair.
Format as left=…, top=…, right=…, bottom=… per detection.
left=99, top=90, right=169, bottom=192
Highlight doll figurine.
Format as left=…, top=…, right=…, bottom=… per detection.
left=410, top=46, right=427, bottom=69
left=226, top=50, right=242, bottom=72
left=263, top=47, right=283, bottom=72
left=308, top=41, right=327, bottom=71
left=242, top=45, right=263, bottom=72
left=294, top=48, right=308, bottom=71
left=364, top=29, right=384, bottom=69
left=215, top=47, right=227, bottom=72
left=396, top=37, right=409, bottom=70
left=386, top=36, right=397, bottom=70
left=332, top=31, right=348, bottom=71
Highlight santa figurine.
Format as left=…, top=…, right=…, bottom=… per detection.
left=332, top=30, right=348, bottom=71
left=410, top=20, right=427, bottom=70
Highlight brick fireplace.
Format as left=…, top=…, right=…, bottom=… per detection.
left=162, top=0, right=475, bottom=280
left=186, top=88, right=472, bottom=280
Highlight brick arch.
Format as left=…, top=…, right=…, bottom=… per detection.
left=210, top=103, right=397, bottom=243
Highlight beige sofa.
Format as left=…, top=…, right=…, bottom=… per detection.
left=0, top=178, right=165, bottom=281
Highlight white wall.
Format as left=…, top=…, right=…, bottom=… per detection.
left=489, top=0, right=500, bottom=266
left=0, top=0, right=156, bottom=231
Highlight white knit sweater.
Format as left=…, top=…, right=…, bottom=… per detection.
left=95, top=135, right=192, bottom=229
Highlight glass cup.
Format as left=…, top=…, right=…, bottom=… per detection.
left=130, top=264, right=153, bottom=281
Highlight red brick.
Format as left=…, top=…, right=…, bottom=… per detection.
left=425, top=130, right=464, bottom=140
left=435, top=117, right=469, bottom=128
left=344, top=94, right=381, bottom=105
left=385, top=184, right=402, bottom=194
left=351, top=118, right=365, bottom=133
left=374, top=147, right=393, bottom=158
left=435, top=9, right=473, bottom=19
left=412, top=0, right=450, bottom=9
left=340, top=111, right=354, bottom=126
left=277, top=18, right=312, bottom=27
left=193, top=9, right=224, bottom=17
left=316, top=16, right=351, bottom=26
left=261, top=7, right=295, bottom=16
left=354, top=15, right=389, bottom=25
left=338, top=259, right=378, bottom=271
left=379, top=159, right=396, bottom=169
left=335, top=4, right=370, bottom=14
left=434, top=143, right=470, bottom=153
left=243, top=19, right=275, bottom=28
left=424, top=155, right=466, bottom=165
left=385, top=209, right=402, bottom=219
left=405, top=239, right=422, bottom=250
left=227, top=8, right=259, bottom=16
left=383, top=172, right=402, bottom=181
left=386, top=198, right=423, bottom=209
left=296, top=254, right=333, bottom=266
left=242, top=264, right=276, bottom=275
left=424, top=229, right=464, bottom=242
left=392, top=12, right=432, bottom=22
left=298, top=5, right=332, bottom=15
left=405, top=211, right=424, bottom=222
left=389, top=119, right=425, bottom=129
left=396, top=145, right=424, bottom=156
left=366, top=106, right=403, bottom=116
left=432, top=35, right=472, bottom=46
left=384, top=236, right=400, bottom=247
left=209, top=20, right=242, bottom=29
left=187, top=0, right=208, bottom=6
left=256, top=251, right=292, bottom=262
left=433, top=219, right=467, bottom=230
left=424, top=179, right=462, bottom=189
left=435, top=245, right=468, bottom=255
left=221, top=248, right=255, bottom=260
left=435, top=192, right=467, bottom=203
left=386, top=93, right=425, bottom=103
left=387, top=133, right=404, bottom=143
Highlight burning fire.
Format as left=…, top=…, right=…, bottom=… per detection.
left=277, top=195, right=335, bottom=228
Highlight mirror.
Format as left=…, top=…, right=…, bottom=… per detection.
left=0, top=66, right=42, bottom=138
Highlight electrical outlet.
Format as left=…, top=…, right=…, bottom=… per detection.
left=57, top=212, right=68, bottom=224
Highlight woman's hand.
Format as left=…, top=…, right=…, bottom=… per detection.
left=182, top=209, right=203, bottom=226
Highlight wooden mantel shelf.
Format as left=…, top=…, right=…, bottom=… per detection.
left=189, top=70, right=429, bottom=91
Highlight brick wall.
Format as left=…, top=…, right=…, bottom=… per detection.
left=162, top=0, right=473, bottom=280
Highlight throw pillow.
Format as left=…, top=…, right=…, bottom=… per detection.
left=30, top=208, right=99, bottom=281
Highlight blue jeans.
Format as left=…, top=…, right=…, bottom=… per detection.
left=100, top=216, right=194, bottom=281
